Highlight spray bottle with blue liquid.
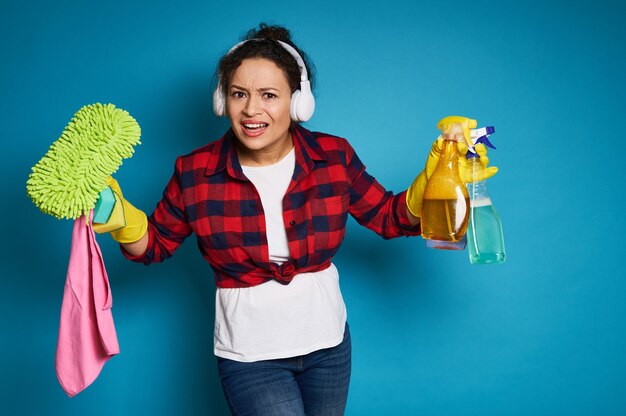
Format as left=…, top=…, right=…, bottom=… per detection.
left=466, top=126, right=506, bottom=264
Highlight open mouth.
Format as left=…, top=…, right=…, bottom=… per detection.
left=242, top=122, right=269, bottom=136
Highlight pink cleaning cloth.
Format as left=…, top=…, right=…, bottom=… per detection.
left=55, top=211, right=119, bottom=397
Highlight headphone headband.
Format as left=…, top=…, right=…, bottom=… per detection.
left=213, top=38, right=315, bottom=122
left=225, top=40, right=308, bottom=81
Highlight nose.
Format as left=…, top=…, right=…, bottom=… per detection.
left=243, top=95, right=262, bottom=116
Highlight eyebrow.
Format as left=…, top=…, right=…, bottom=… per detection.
left=230, top=84, right=280, bottom=92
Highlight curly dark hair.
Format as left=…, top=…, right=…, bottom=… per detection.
left=217, top=23, right=316, bottom=96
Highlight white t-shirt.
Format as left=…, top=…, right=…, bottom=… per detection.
left=213, top=148, right=347, bottom=362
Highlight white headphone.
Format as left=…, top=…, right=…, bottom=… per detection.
left=213, top=39, right=315, bottom=122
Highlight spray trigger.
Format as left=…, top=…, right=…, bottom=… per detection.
left=475, top=135, right=496, bottom=150
left=468, top=126, right=496, bottom=155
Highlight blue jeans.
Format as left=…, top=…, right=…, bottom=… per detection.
left=217, top=323, right=351, bottom=416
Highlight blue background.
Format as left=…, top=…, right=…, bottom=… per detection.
left=2, top=0, right=625, bottom=414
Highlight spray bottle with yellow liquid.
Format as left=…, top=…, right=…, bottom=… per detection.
left=421, top=116, right=476, bottom=250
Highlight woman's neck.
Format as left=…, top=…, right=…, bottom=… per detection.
left=236, top=133, right=294, bottom=167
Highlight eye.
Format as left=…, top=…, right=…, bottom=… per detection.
left=230, top=91, right=246, bottom=99
left=263, top=92, right=277, bottom=99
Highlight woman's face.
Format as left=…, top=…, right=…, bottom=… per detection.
left=226, top=58, right=293, bottom=166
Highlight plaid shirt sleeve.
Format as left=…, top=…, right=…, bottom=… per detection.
left=340, top=138, right=421, bottom=239
left=121, top=156, right=193, bottom=264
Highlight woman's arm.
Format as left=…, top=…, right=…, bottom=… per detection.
left=95, top=168, right=192, bottom=264
left=121, top=232, right=149, bottom=256
left=405, top=205, right=420, bottom=227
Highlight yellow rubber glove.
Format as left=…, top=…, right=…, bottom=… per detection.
left=406, top=136, right=498, bottom=218
left=457, top=141, right=499, bottom=183
left=93, top=176, right=148, bottom=243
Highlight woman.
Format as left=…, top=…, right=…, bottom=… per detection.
left=100, top=23, right=491, bottom=415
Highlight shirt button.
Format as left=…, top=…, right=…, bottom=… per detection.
left=289, top=220, right=296, bottom=226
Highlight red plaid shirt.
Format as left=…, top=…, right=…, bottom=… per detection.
left=124, top=125, right=420, bottom=288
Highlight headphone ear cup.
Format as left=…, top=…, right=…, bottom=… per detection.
left=290, top=81, right=315, bottom=122
left=290, top=90, right=301, bottom=121
left=213, top=87, right=225, bottom=116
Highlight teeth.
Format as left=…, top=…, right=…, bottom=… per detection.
left=244, top=123, right=267, bottom=129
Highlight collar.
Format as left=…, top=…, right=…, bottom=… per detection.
left=204, top=124, right=328, bottom=181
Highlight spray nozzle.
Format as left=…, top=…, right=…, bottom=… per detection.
left=467, top=126, right=496, bottom=158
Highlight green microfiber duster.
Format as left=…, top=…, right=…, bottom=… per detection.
left=27, top=103, right=141, bottom=220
